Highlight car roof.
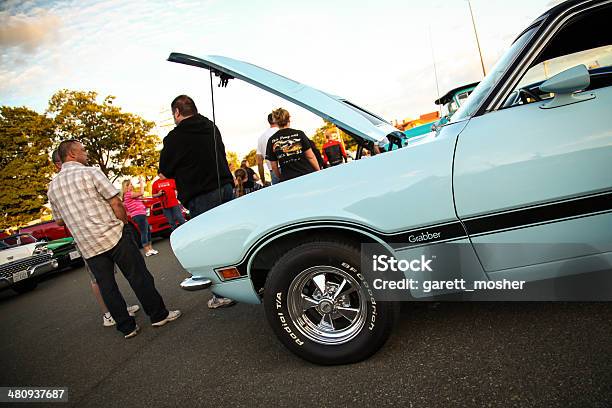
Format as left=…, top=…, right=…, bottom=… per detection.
left=513, top=0, right=599, bottom=43
left=535, top=0, right=586, bottom=21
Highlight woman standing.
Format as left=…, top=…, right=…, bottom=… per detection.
left=265, top=108, right=320, bottom=182
left=121, top=177, right=158, bottom=257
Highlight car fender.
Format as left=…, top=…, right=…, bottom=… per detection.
left=171, top=121, right=471, bottom=280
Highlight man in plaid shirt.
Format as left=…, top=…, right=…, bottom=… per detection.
left=48, top=140, right=181, bottom=339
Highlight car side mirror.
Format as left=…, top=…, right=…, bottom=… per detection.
left=539, top=64, right=595, bottom=109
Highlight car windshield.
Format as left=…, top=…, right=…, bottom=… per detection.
left=452, top=24, right=540, bottom=121
left=456, top=90, right=471, bottom=106
left=0, top=234, right=37, bottom=249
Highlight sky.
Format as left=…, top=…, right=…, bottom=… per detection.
left=1, top=0, right=561, bottom=157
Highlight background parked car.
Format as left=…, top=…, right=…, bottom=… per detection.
left=432, top=81, right=479, bottom=128
left=45, top=237, right=84, bottom=270
left=0, top=233, right=58, bottom=294
left=140, top=197, right=189, bottom=238
left=19, top=220, right=71, bottom=241
left=19, top=196, right=187, bottom=245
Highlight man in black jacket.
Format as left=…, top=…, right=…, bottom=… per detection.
left=159, top=95, right=235, bottom=309
left=159, top=95, right=234, bottom=218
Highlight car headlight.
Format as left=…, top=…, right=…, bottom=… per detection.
left=146, top=208, right=151, bottom=216
left=34, top=246, right=52, bottom=256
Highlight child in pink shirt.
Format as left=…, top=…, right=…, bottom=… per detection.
left=121, top=177, right=158, bottom=256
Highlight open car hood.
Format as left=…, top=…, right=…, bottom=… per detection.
left=168, top=53, right=401, bottom=144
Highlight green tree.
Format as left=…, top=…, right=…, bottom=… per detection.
left=243, top=149, right=257, bottom=167
left=47, top=90, right=160, bottom=182
left=310, top=120, right=357, bottom=152
left=226, top=151, right=240, bottom=171
left=0, top=107, right=55, bottom=229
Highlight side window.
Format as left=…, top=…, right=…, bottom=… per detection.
left=4, top=237, right=18, bottom=246
left=456, top=91, right=471, bottom=107
left=504, top=5, right=612, bottom=108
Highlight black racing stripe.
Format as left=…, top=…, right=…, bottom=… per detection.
left=463, top=191, right=612, bottom=235
left=233, top=192, right=611, bottom=277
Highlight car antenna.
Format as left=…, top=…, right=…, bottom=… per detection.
left=429, top=25, right=441, bottom=117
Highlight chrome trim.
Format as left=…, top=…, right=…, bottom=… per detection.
left=0, top=259, right=57, bottom=286
left=486, top=0, right=609, bottom=112
left=449, top=20, right=542, bottom=122
left=30, top=259, right=58, bottom=276
left=180, top=276, right=212, bottom=291
left=472, top=23, right=541, bottom=116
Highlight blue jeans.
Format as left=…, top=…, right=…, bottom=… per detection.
left=132, top=214, right=151, bottom=247
left=270, top=171, right=280, bottom=185
left=163, top=206, right=186, bottom=231
left=187, top=184, right=234, bottom=218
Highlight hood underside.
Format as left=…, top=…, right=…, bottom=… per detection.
left=168, top=53, right=400, bottom=144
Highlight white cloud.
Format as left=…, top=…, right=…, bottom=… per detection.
left=0, top=0, right=556, bottom=156
left=0, top=65, right=47, bottom=96
left=0, top=9, right=62, bottom=52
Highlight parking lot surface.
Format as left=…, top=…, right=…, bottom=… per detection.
left=1, top=238, right=610, bottom=407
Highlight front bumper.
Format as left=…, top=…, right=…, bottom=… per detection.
left=0, top=259, right=59, bottom=290
left=55, top=250, right=83, bottom=268
left=31, top=259, right=59, bottom=276
left=179, top=275, right=261, bottom=304
left=180, top=276, right=212, bottom=291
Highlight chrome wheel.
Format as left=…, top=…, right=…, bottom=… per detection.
left=287, top=266, right=367, bottom=345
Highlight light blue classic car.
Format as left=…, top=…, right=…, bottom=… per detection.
left=169, top=0, right=611, bottom=365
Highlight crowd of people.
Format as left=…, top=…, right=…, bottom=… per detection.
left=254, top=107, right=350, bottom=187
left=46, top=94, right=356, bottom=339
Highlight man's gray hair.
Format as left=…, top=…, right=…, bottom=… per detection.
left=57, top=139, right=80, bottom=163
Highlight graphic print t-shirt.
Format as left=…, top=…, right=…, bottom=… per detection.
left=265, top=128, right=314, bottom=182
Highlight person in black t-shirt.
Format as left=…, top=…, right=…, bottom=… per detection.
left=159, top=95, right=234, bottom=219
left=159, top=95, right=236, bottom=310
left=240, top=160, right=259, bottom=189
left=265, top=108, right=320, bottom=182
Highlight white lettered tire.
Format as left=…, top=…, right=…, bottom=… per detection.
left=263, top=241, right=397, bottom=365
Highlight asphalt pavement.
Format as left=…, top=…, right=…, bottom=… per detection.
left=1, top=238, right=610, bottom=408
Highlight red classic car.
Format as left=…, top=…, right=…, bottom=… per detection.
left=141, top=197, right=175, bottom=238
left=19, top=221, right=71, bottom=241
left=20, top=197, right=186, bottom=243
